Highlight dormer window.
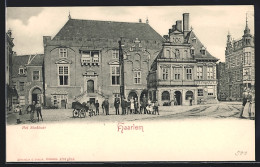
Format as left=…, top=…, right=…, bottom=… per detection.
left=201, top=47, right=206, bottom=55
left=19, top=68, right=24, bottom=74
left=190, top=47, right=195, bottom=55
left=192, top=37, right=197, bottom=43
left=59, top=48, right=68, bottom=58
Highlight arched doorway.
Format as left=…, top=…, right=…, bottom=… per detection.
left=174, top=91, right=182, bottom=105
left=185, top=91, right=193, bottom=100
left=87, top=80, right=94, bottom=93
left=161, top=91, right=170, bottom=101
left=140, top=90, right=148, bottom=102
left=32, top=88, right=42, bottom=103
left=128, top=91, right=138, bottom=101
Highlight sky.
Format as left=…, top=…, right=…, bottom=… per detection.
left=6, top=6, right=254, bottom=62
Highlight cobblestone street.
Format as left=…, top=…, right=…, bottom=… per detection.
left=6, top=102, right=252, bottom=125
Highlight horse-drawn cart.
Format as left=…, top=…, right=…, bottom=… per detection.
left=72, top=102, right=89, bottom=118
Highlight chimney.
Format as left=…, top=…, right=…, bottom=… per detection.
left=172, top=25, right=176, bottom=31
left=176, top=20, right=182, bottom=32
left=183, top=13, right=190, bottom=36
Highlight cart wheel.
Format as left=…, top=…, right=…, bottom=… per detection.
left=80, top=109, right=86, bottom=118
left=73, top=109, right=79, bottom=117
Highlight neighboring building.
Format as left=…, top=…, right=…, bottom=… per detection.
left=216, top=62, right=228, bottom=101
left=148, top=13, right=219, bottom=106
left=11, top=54, right=44, bottom=109
left=6, top=29, right=16, bottom=111
left=43, top=16, right=164, bottom=108
left=225, top=17, right=255, bottom=100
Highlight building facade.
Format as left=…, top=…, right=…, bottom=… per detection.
left=148, top=13, right=219, bottom=106
left=11, top=54, right=44, bottom=109
left=6, top=30, right=15, bottom=111
left=225, top=18, right=255, bottom=100
left=43, top=16, right=164, bottom=108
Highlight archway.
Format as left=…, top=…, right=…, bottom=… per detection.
left=87, top=80, right=94, bottom=93
left=174, top=91, right=182, bottom=105
left=185, top=91, right=194, bottom=100
left=128, top=91, right=138, bottom=101
left=161, top=91, right=170, bottom=101
left=32, top=88, right=42, bottom=103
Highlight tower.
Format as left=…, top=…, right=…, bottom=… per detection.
left=243, top=13, right=253, bottom=46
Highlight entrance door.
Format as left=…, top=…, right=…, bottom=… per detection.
left=32, top=94, right=38, bottom=103
left=128, top=91, right=138, bottom=101
left=89, top=98, right=95, bottom=105
left=61, top=100, right=66, bottom=109
left=174, top=91, right=182, bottom=105
left=87, top=80, right=94, bottom=93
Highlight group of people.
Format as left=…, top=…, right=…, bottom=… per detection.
left=13, top=100, right=43, bottom=124
left=240, top=87, right=255, bottom=119
left=99, top=94, right=159, bottom=116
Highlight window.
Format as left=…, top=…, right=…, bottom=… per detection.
left=87, top=80, right=94, bottom=93
left=162, top=68, right=169, bottom=80
left=81, top=51, right=100, bottom=65
left=111, top=66, right=120, bottom=85
left=197, top=67, right=203, bottom=79
left=184, top=50, right=188, bottom=59
left=207, top=86, right=214, bottom=95
left=166, top=50, right=170, bottom=58
left=19, top=82, right=24, bottom=91
left=19, top=96, right=25, bottom=105
left=59, top=48, right=67, bottom=58
left=174, top=68, right=181, bottom=80
left=58, top=66, right=69, bottom=86
left=207, top=67, right=213, bottom=79
left=244, top=52, right=251, bottom=65
left=192, top=37, right=197, bottom=43
left=191, top=48, right=194, bottom=55
left=161, top=91, right=170, bottom=100
left=134, top=71, right=141, bottom=84
left=53, top=96, right=57, bottom=105
left=198, top=89, right=203, bottom=96
left=19, top=68, right=24, bottom=74
left=186, top=68, right=192, bottom=80
left=33, top=71, right=40, bottom=81
left=175, top=49, right=180, bottom=59
left=92, top=52, right=99, bottom=62
left=201, top=47, right=206, bottom=55
left=112, top=50, right=119, bottom=59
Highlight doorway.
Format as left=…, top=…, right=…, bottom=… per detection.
left=174, top=91, right=182, bottom=105
left=31, top=87, right=42, bottom=103
left=89, top=98, right=95, bottom=105
left=128, top=91, right=138, bottom=101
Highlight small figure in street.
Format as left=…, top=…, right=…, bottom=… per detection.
left=240, top=88, right=248, bottom=118
left=114, top=97, right=120, bottom=115
left=14, top=103, right=22, bottom=124
left=127, top=100, right=130, bottom=115
left=189, top=96, right=193, bottom=106
left=121, top=98, right=126, bottom=115
left=95, top=100, right=100, bottom=115
left=146, top=99, right=153, bottom=114
left=35, top=100, right=43, bottom=122
left=27, top=101, right=36, bottom=123
left=141, top=94, right=148, bottom=114
left=102, top=100, right=105, bottom=114
left=103, top=98, right=110, bottom=115
left=173, top=94, right=178, bottom=105
left=130, top=97, right=135, bottom=114
left=247, top=90, right=253, bottom=119
left=154, top=100, right=159, bottom=115
left=134, top=98, right=139, bottom=114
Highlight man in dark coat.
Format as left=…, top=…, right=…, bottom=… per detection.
left=103, top=98, right=109, bottom=115
left=142, top=95, right=148, bottom=114
left=121, top=98, right=126, bottom=115
left=95, top=100, right=100, bottom=115
left=114, top=98, right=120, bottom=115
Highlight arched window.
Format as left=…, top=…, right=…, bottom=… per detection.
left=87, top=80, right=94, bottom=93
left=162, top=91, right=170, bottom=100
left=166, top=50, right=170, bottom=58
left=185, top=91, right=193, bottom=100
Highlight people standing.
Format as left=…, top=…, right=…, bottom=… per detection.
left=154, top=100, right=159, bottom=115
left=14, top=103, right=22, bottom=124
left=114, top=97, right=120, bottom=115
left=134, top=98, right=139, bottom=114
left=104, top=98, right=110, bottom=115
left=247, top=90, right=253, bottom=119
left=95, top=100, right=100, bottom=115
left=121, top=98, right=126, bottom=115
left=35, top=100, right=43, bottom=122
left=130, top=97, right=135, bottom=114
left=189, top=96, right=193, bottom=106
left=127, top=100, right=130, bottom=115
left=27, top=101, right=36, bottom=122
left=102, top=100, right=105, bottom=114
left=240, top=88, right=248, bottom=118
left=141, top=95, right=148, bottom=114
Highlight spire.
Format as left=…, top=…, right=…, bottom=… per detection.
left=244, top=13, right=250, bottom=35
left=227, top=30, right=231, bottom=42
left=190, top=26, right=193, bottom=31
left=68, top=10, right=71, bottom=20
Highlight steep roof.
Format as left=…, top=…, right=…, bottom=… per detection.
left=53, top=19, right=164, bottom=42
left=12, top=54, right=44, bottom=77
left=185, top=30, right=218, bottom=61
